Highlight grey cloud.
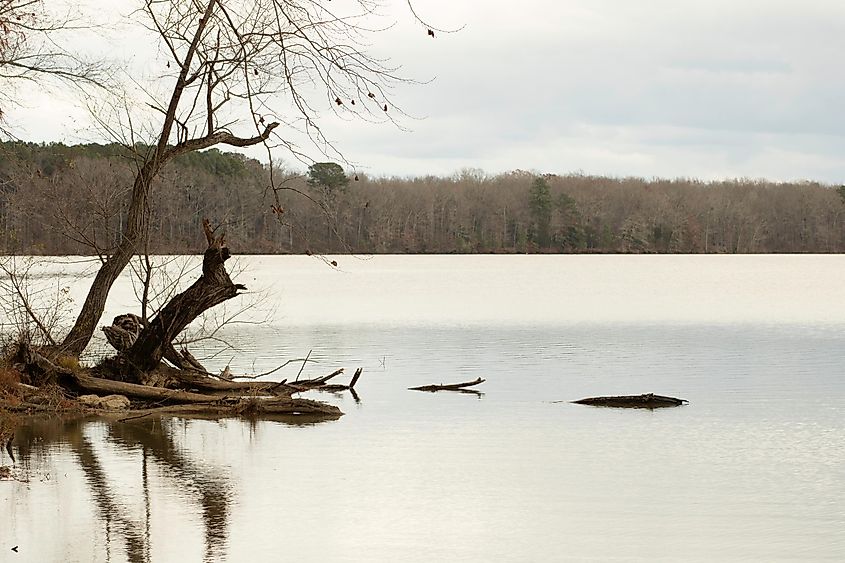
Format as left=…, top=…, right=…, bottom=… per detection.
left=10, top=0, right=845, bottom=182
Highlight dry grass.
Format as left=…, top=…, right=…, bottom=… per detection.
left=25, top=384, right=80, bottom=412
left=0, top=364, right=23, bottom=405
left=0, top=364, right=21, bottom=388
left=0, top=359, right=79, bottom=414
left=54, top=355, right=81, bottom=373
left=0, top=372, right=21, bottom=460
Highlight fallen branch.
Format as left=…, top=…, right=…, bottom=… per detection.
left=295, top=349, right=313, bottom=381
left=162, top=367, right=294, bottom=396
left=292, top=368, right=344, bottom=387
left=230, top=358, right=312, bottom=380
left=409, top=377, right=485, bottom=392
left=283, top=368, right=363, bottom=394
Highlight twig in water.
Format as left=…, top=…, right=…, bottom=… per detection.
left=295, top=349, right=312, bottom=382
left=231, top=358, right=312, bottom=380
left=117, top=412, right=154, bottom=423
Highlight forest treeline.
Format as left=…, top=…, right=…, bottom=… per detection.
left=2, top=140, right=845, bottom=255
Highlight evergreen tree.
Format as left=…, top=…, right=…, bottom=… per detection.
left=307, top=162, right=349, bottom=200
left=529, top=177, right=552, bottom=248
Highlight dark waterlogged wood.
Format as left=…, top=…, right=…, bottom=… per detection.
left=293, top=368, right=344, bottom=386
left=409, top=377, right=486, bottom=392
left=572, top=393, right=688, bottom=409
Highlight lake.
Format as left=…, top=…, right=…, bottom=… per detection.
left=2, top=255, right=845, bottom=562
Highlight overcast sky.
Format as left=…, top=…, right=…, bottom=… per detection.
left=7, top=0, right=845, bottom=182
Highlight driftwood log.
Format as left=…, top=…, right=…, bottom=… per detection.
left=409, top=377, right=485, bottom=393
left=572, top=393, right=688, bottom=409
left=73, top=373, right=221, bottom=404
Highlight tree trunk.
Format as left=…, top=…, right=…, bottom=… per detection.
left=60, top=163, right=158, bottom=355
left=123, top=220, right=245, bottom=376
left=59, top=0, right=223, bottom=356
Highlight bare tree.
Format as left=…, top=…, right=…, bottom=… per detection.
left=58, top=0, right=430, bottom=364
left=0, top=0, right=105, bottom=136
left=0, top=256, right=74, bottom=349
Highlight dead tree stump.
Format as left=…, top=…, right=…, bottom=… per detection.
left=122, top=220, right=246, bottom=379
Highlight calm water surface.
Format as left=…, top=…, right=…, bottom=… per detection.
left=2, top=255, right=845, bottom=562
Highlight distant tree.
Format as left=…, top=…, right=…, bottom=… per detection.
left=553, top=191, right=581, bottom=250
left=528, top=177, right=552, bottom=248
left=837, top=185, right=845, bottom=205
left=307, top=162, right=349, bottom=199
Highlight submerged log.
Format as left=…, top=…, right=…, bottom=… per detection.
left=572, top=393, right=688, bottom=409
left=409, top=377, right=485, bottom=392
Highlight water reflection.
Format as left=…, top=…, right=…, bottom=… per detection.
left=9, top=414, right=334, bottom=562
left=72, top=425, right=149, bottom=562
